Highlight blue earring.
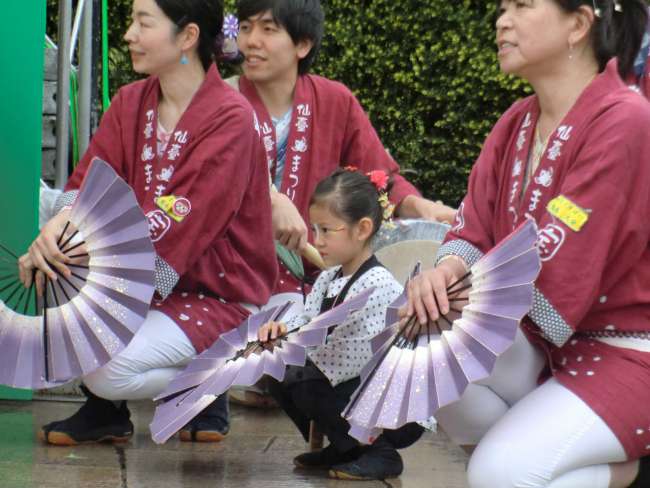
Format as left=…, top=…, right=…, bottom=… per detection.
left=180, top=53, right=189, bottom=65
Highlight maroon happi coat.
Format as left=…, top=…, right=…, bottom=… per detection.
left=66, top=65, right=277, bottom=353
left=239, top=74, right=420, bottom=293
left=440, top=60, right=650, bottom=458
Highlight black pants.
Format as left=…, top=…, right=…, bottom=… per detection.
left=268, top=362, right=424, bottom=453
left=268, top=362, right=361, bottom=453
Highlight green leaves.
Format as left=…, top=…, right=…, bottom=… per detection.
left=316, top=1, right=529, bottom=205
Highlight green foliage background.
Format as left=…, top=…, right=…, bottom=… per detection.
left=47, top=0, right=531, bottom=205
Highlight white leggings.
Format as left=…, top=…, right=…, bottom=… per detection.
left=84, top=311, right=196, bottom=401
left=435, top=329, right=627, bottom=488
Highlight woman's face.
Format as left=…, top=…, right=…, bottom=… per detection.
left=124, top=0, right=184, bottom=75
left=496, top=0, right=576, bottom=79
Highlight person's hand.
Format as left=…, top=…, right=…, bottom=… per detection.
left=18, top=210, right=74, bottom=295
left=271, top=191, right=308, bottom=252
left=397, top=195, right=457, bottom=224
left=400, top=257, right=467, bottom=325
left=258, top=321, right=288, bottom=342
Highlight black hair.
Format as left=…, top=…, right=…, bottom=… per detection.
left=310, top=168, right=394, bottom=240
left=236, top=0, right=324, bottom=74
left=154, top=0, right=225, bottom=70
left=497, top=0, right=648, bottom=78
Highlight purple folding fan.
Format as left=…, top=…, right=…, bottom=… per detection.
left=0, top=158, right=155, bottom=389
left=343, top=219, right=541, bottom=444
left=150, top=287, right=375, bottom=444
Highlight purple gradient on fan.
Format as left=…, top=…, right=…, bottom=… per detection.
left=407, top=336, right=437, bottom=422
left=467, top=284, right=533, bottom=319
left=370, top=321, right=400, bottom=354
left=91, top=253, right=156, bottom=272
left=68, top=295, right=130, bottom=358
left=80, top=285, right=148, bottom=335
left=154, top=306, right=287, bottom=401
left=85, top=272, right=156, bottom=314
left=285, top=328, right=326, bottom=347
left=77, top=184, right=145, bottom=239
left=384, top=263, right=420, bottom=327
left=274, top=340, right=308, bottom=367
left=472, top=248, right=541, bottom=290
left=262, top=348, right=286, bottom=381
left=47, top=304, right=102, bottom=379
left=88, top=220, right=153, bottom=252
left=473, top=219, right=538, bottom=274
left=346, top=347, right=401, bottom=427
left=90, top=238, right=156, bottom=259
left=442, top=329, right=495, bottom=383
left=301, top=287, right=374, bottom=331
left=0, top=159, right=155, bottom=389
left=152, top=292, right=374, bottom=443
left=432, top=340, right=468, bottom=408
left=455, top=310, right=518, bottom=355
left=70, top=159, right=119, bottom=225
left=376, top=349, right=414, bottom=429
left=46, top=307, right=80, bottom=381
left=385, top=290, right=407, bottom=329
left=0, top=306, right=43, bottom=388
left=345, top=221, right=541, bottom=443
left=150, top=384, right=222, bottom=444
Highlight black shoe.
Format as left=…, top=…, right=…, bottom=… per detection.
left=630, top=456, right=650, bottom=488
left=39, top=385, right=133, bottom=446
left=179, top=393, right=230, bottom=442
left=329, top=437, right=403, bottom=480
left=294, top=444, right=362, bottom=470
left=383, top=423, right=425, bottom=449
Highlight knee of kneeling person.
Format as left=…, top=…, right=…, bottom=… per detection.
left=83, top=365, right=134, bottom=401
left=467, top=444, right=547, bottom=488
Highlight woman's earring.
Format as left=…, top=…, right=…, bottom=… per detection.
left=568, top=43, right=574, bottom=61
left=180, top=53, right=189, bottom=65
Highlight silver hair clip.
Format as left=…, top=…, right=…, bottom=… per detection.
left=592, top=1, right=602, bottom=18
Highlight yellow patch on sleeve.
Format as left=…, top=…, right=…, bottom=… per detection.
left=546, top=195, right=589, bottom=232
left=155, top=195, right=191, bottom=223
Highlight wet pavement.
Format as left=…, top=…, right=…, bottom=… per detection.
left=0, top=400, right=469, bottom=488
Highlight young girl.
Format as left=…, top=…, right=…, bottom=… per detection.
left=258, top=168, right=409, bottom=481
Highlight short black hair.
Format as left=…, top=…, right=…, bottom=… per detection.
left=236, top=0, right=324, bottom=74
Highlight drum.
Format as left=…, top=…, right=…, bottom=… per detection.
left=372, top=219, right=450, bottom=283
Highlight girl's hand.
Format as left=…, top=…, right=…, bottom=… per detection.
left=401, top=257, right=467, bottom=325
left=18, top=210, right=74, bottom=294
left=258, top=321, right=288, bottom=342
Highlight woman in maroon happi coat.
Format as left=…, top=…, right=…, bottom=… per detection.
left=404, top=1, right=650, bottom=487
left=18, top=0, right=277, bottom=445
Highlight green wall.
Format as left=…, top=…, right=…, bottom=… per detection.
left=0, top=0, right=47, bottom=400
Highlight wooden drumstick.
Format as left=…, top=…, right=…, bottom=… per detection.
left=270, top=182, right=326, bottom=270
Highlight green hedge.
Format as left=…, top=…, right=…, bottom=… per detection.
left=47, top=0, right=530, bottom=205
left=315, top=0, right=530, bottom=205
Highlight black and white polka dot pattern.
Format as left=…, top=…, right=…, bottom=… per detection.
left=285, top=265, right=403, bottom=386
left=53, top=190, right=79, bottom=214
left=155, top=256, right=179, bottom=300
left=436, top=239, right=484, bottom=268
left=529, top=287, right=573, bottom=347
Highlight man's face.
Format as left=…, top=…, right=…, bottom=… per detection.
left=237, top=10, right=312, bottom=84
